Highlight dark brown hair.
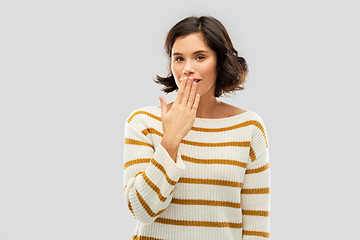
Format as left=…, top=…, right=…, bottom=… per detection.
left=153, top=15, right=249, bottom=98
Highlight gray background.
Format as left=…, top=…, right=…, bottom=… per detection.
left=1, top=0, right=359, bottom=239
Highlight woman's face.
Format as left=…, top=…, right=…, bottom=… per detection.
left=170, top=32, right=217, bottom=97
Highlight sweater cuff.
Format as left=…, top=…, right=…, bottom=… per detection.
left=152, top=142, right=186, bottom=182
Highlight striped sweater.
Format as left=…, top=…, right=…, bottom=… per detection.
left=123, top=105, right=271, bottom=240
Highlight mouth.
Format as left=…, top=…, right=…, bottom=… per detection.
left=180, top=78, right=201, bottom=84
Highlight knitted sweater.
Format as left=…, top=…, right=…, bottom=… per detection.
left=123, top=105, right=271, bottom=240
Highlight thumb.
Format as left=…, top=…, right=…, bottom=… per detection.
left=158, top=96, right=167, bottom=118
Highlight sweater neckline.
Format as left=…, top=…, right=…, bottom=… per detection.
left=152, top=106, right=252, bottom=124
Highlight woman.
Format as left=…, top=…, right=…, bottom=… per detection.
left=123, top=15, right=271, bottom=240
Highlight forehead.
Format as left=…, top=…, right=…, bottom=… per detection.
left=172, top=32, right=212, bottom=54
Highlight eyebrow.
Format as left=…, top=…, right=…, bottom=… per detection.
left=172, top=50, right=209, bottom=56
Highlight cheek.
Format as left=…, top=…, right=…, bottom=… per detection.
left=171, top=63, right=176, bottom=74
left=199, top=62, right=216, bottom=76
left=172, top=65, right=182, bottom=79
left=171, top=64, right=181, bottom=85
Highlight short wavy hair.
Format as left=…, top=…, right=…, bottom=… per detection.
left=153, top=15, right=249, bottom=98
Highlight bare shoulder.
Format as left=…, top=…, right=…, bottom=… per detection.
left=158, top=101, right=246, bottom=117
left=219, top=101, right=247, bottom=117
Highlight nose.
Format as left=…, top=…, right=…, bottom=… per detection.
left=183, top=61, right=195, bottom=75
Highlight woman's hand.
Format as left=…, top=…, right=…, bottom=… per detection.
left=158, top=76, right=200, bottom=142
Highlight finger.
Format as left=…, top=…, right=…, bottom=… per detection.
left=181, top=77, right=193, bottom=106
left=158, top=96, right=167, bottom=119
left=187, top=79, right=197, bottom=109
left=174, top=77, right=187, bottom=107
left=192, top=93, right=200, bottom=113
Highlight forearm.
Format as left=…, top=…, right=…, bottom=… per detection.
left=160, top=133, right=181, bottom=163
left=123, top=123, right=186, bottom=224
left=241, top=150, right=271, bottom=239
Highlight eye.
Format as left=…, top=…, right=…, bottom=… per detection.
left=173, top=56, right=204, bottom=62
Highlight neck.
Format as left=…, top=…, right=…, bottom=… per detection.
left=195, top=93, right=221, bottom=118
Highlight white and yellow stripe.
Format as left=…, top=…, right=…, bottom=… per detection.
left=123, top=105, right=270, bottom=239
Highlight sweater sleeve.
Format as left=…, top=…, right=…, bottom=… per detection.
left=123, top=117, right=186, bottom=225
left=241, top=116, right=271, bottom=239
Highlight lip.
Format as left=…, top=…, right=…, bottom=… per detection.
left=180, top=78, right=201, bottom=84
left=190, top=78, right=201, bottom=82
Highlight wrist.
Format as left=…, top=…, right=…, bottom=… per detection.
left=161, top=134, right=181, bottom=162
left=162, top=132, right=182, bottom=145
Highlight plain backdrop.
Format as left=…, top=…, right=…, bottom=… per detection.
left=1, top=0, right=360, bottom=239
